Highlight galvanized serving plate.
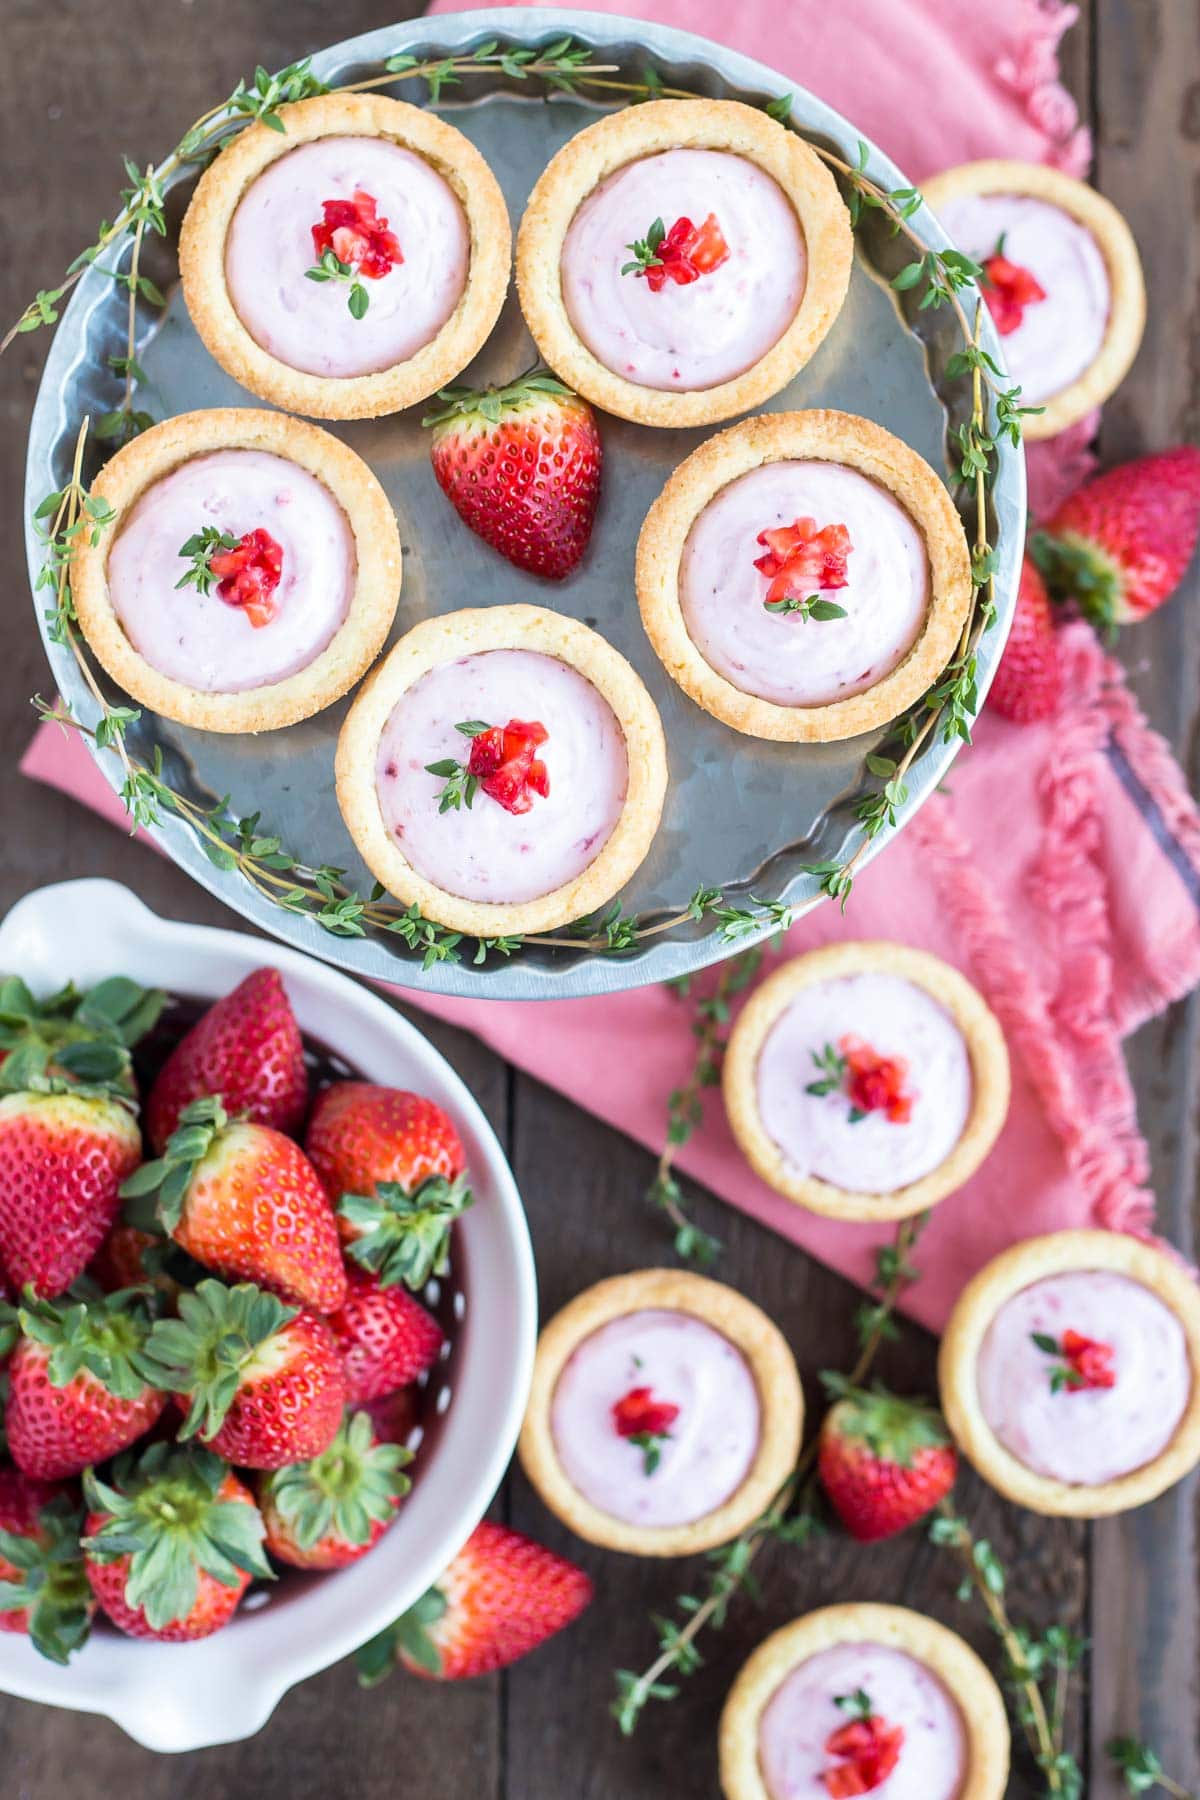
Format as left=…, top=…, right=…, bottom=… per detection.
left=24, top=7, right=1024, bottom=1000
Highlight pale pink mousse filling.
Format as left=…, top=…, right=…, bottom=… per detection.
left=755, top=974, right=971, bottom=1194
left=374, top=650, right=629, bottom=904
left=976, top=1271, right=1191, bottom=1485
left=935, top=192, right=1110, bottom=405
left=679, top=462, right=930, bottom=707
left=549, top=1309, right=760, bottom=1528
left=757, top=1642, right=967, bottom=1800
left=106, top=450, right=355, bottom=692
left=225, top=137, right=470, bottom=378
left=561, top=148, right=806, bottom=391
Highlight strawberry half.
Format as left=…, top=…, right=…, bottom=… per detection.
left=1031, top=446, right=1200, bottom=636
left=145, top=968, right=308, bottom=1153
left=141, top=1277, right=347, bottom=1470
left=7, top=1286, right=165, bottom=1480
left=123, top=1096, right=345, bottom=1313
left=987, top=552, right=1061, bottom=723
left=83, top=1443, right=272, bottom=1641
left=356, top=1520, right=593, bottom=1684
left=258, top=1409, right=411, bottom=1571
left=425, top=371, right=601, bottom=579
left=0, top=1468, right=93, bottom=1664
left=329, top=1266, right=444, bottom=1404
left=817, top=1378, right=957, bottom=1543
left=0, top=1090, right=142, bottom=1297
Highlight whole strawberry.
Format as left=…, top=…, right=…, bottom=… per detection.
left=258, top=1410, right=411, bottom=1571
left=425, top=371, right=601, bottom=579
left=7, top=1287, right=165, bottom=1480
left=0, top=1467, right=93, bottom=1663
left=818, top=1378, right=957, bottom=1542
left=83, top=1443, right=272, bottom=1641
left=329, top=1266, right=444, bottom=1404
left=123, top=1096, right=345, bottom=1312
left=356, top=1520, right=593, bottom=1684
left=1032, top=445, right=1200, bottom=636
left=987, top=553, right=1061, bottom=723
left=142, top=1277, right=346, bottom=1469
left=145, top=968, right=307, bottom=1153
left=306, top=1083, right=471, bottom=1291
left=0, top=1090, right=141, bottom=1296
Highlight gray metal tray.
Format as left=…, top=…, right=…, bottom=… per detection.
left=23, top=7, right=1024, bottom=999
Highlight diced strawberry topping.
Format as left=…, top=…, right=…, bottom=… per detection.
left=838, top=1036, right=915, bottom=1124
left=311, top=190, right=403, bottom=279
left=466, top=719, right=550, bottom=816
left=207, top=528, right=284, bottom=629
left=822, top=1715, right=905, bottom=1796
left=612, top=1386, right=681, bottom=1439
left=642, top=213, right=730, bottom=292
left=981, top=251, right=1046, bottom=336
left=1061, top=1328, right=1117, bottom=1390
left=754, top=517, right=854, bottom=608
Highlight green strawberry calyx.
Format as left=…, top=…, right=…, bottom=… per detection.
left=0, top=1493, right=93, bottom=1664
left=1028, top=527, right=1124, bottom=641
left=262, top=1409, right=411, bottom=1552
left=820, top=1373, right=950, bottom=1467
left=355, top=1584, right=448, bottom=1687
left=83, top=1442, right=273, bottom=1632
left=17, top=1282, right=160, bottom=1401
left=139, top=1277, right=299, bottom=1442
left=338, top=1172, right=473, bottom=1291
left=119, top=1094, right=231, bottom=1231
left=421, top=367, right=577, bottom=433
left=0, top=973, right=165, bottom=1102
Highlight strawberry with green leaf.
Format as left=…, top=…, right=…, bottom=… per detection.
left=0, top=1469, right=94, bottom=1664
left=818, top=1376, right=957, bottom=1542
left=258, top=1410, right=411, bottom=1570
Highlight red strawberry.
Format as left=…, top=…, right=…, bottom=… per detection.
left=981, top=248, right=1046, bottom=336
left=822, top=1694, right=905, bottom=1796
left=141, top=1278, right=346, bottom=1471
left=306, top=1083, right=471, bottom=1292
left=124, top=1097, right=345, bottom=1312
left=7, top=1287, right=165, bottom=1481
left=145, top=968, right=307, bottom=1153
left=206, top=528, right=284, bottom=628
left=624, top=212, right=731, bottom=291
left=1031, top=1325, right=1117, bottom=1393
left=329, top=1267, right=443, bottom=1404
left=987, top=552, right=1061, bottom=722
left=258, top=1409, right=411, bottom=1570
left=817, top=1380, right=957, bottom=1542
left=357, top=1384, right=420, bottom=1449
left=83, top=1444, right=271, bottom=1641
left=755, top=517, right=853, bottom=608
left=1032, top=446, right=1200, bottom=636
left=425, top=371, right=601, bottom=579
left=0, top=1467, right=93, bottom=1663
left=356, top=1521, right=592, bottom=1684
left=467, top=719, right=550, bottom=815
left=0, top=1091, right=142, bottom=1297
left=311, top=189, right=402, bottom=279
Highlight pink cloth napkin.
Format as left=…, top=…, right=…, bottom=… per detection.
left=24, top=1, right=1200, bottom=1331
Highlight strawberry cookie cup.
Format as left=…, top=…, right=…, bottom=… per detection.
left=719, top=1604, right=1009, bottom=1800
left=179, top=95, right=511, bottom=419
left=517, top=99, right=853, bottom=429
left=636, top=410, right=973, bottom=742
left=70, top=408, right=401, bottom=734
left=335, top=604, right=668, bottom=938
left=518, top=1269, right=803, bottom=1558
left=923, top=160, right=1145, bottom=441
left=723, top=942, right=1009, bottom=1222
left=939, top=1229, right=1200, bottom=1518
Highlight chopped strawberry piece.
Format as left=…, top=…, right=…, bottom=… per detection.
left=612, top=1386, right=681, bottom=1439
left=206, top=528, right=284, bottom=629
left=822, top=1714, right=905, bottom=1796
left=311, top=190, right=403, bottom=279
left=1061, top=1328, right=1117, bottom=1390
left=466, top=719, right=550, bottom=816
left=838, top=1036, right=914, bottom=1124
left=638, top=213, right=730, bottom=292
left=981, top=251, right=1046, bottom=336
left=755, top=517, right=854, bottom=607
left=688, top=212, right=730, bottom=274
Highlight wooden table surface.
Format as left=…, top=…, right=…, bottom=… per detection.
left=1, top=2, right=1197, bottom=1794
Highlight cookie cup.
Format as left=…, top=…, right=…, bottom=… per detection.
left=723, top=941, right=1009, bottom=1221
left=518, top=1270, right=803, bottom=1557
left=939, top=1228, right=1200, bottom=1518
left=179, top=95, right=511, bottom=419
left=517, top=99, right=853, bottom=429
left=70, top=408, right=401, bottom=735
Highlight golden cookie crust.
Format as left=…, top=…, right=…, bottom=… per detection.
left=516, top=99, right=853, bottom=428
left=517, top=1269, right=803, bottom=1557
left=178, top=95, right=511, bottom=420
left=723, top=941, right=1009, bottom=1222
left=939, top=1229, right=1200, bottom=1518
left=635, top=409, right=973, bottom=742
left=718, top=1603, right=1010, bottom=1800
left=70, top=408, right=402, bottom=735
left=335, top=604, right=668, bottom=937
left=922, top=159, right=1145, bottom=440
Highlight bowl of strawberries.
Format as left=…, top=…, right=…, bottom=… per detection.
left=0, top=877, right=536, bottom=1750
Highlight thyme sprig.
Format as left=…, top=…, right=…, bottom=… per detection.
left=1107, top=1738, right=1197, bottom=1798
left=304, top=248, right=369, bottom=320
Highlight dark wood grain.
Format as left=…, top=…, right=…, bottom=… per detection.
left=0, top=3, right=1193, bottom=1795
